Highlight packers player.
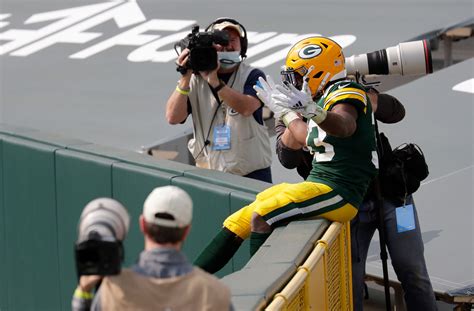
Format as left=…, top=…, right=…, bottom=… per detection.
left=195, top=36, right=378, bottom=273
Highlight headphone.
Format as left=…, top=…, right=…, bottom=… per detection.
left=205, top=17, right=248, bottom=58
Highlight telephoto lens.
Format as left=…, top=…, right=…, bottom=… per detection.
left=346, top=39, right=432, bottom=77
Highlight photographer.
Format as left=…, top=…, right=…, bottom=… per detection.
left=275, top=90, right=437, bottom=310
left=166, top=18, right=272, bottom=183
left=72, top=186, right=232, bottom=311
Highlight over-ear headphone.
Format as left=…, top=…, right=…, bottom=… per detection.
left=205, top=17, right=248, bottom=58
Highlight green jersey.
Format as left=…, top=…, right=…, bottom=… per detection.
left=306, top=80, right=378, bottom=207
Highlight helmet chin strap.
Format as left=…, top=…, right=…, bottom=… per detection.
left=331, top=70, right=347, bottom=81
left=316, top=72, right=331, bottom=94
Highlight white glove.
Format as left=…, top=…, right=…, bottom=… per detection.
left=271, top=65, right=314, bottom=113
left=253, top=75, right=292, bottom=119
left=272, top=67, right=327, bottom=124
left=273, top=83, right=312, bottom=114
left=301, top=102, right=327, bottom=124
left=272, top=86, right=326, bottom=123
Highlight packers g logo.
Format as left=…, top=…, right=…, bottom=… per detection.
left=298, top=44, right=322, bottom=59
left=228, top=107, right=239, bottom=116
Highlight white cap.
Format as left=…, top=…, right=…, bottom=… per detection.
left=143, top=186, right=193, bottom=228
left=210, top=20, right=245, bottom=38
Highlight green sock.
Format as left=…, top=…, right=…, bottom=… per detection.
left=250, top=231, right=271, bottom=256
left=194, top=228, right=243, bottom=274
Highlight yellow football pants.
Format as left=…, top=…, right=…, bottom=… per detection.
left=224, top=181, right=357, bottom=239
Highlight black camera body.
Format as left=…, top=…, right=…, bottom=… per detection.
left=75, top=234, right=124, bottom=276
left=175, top=25, right=229, bottom=72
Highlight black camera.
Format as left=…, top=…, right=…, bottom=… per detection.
left=175, top=25, right=229, bottom=73
left=75, top=235, right=124, bottom=276
left=74, top=198, right=130, bottom=277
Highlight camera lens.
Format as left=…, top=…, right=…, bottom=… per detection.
left=75, top=198, right=129, bottom=276
left=366, top=50, right=389, bottom=75
left=345, top=39, right=432, bottom=77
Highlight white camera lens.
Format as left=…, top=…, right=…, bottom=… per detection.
left=346, top=39, right=432, bottom=76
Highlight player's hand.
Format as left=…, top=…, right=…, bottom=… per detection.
left=273, top=83, right=313, bottom=113
left=254, top=75, right=292, bottom=119
left=271, top=65, right=315, bottom=112
left=272, top=83, right=326, bottom=123
left=274, top=66, right=314, bottom=113
left=301, top=102, right=327, bottom=124
left=253, top=75, right=277, bottom=106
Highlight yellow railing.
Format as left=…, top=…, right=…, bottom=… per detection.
left=265, top=222, right=352, bottom=311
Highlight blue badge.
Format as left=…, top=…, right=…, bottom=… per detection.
left=395, top=204, right=416, bottom=233
left=212, top=125, right=231, bottom=150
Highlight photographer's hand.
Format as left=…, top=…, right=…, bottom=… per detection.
left=177, top=49, right=192, bottom=79
left=79, top=275, right=102, bottom=293
left=199, top=66, right=221, bottom=89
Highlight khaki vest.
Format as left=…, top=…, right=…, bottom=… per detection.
left=187, top=63, right=272, bottom=176
left=100, top=268, right=231, bottom=311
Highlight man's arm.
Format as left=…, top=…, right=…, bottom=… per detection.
left=166, top=49, right=192, bottom=124
left=285, top=118, right=309, bottom=146
left=217, top=85, right=261, bottom=117
left=71, top=275, right=102, bottom=311
left=285, top=103, right=357, bottom=140
left=317, top=104, right=358, bottom=137
left=200, top=69, right=261, bottom=117
left=372, top=93, right=405, bottom=124
left=275, top=117, right=313, bottom=179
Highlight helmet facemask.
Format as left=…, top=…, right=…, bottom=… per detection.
left=280, top=66, right=306, bottom=91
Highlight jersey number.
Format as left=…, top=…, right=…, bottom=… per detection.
left=307, top=124, right=335, bottom=162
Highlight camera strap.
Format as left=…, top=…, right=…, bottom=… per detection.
left=192, top=88, right=221, bottom=161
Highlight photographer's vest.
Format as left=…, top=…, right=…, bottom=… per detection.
left=100, top=268, right=230, bottom=311
left=187, top=63, right=272, bottom=176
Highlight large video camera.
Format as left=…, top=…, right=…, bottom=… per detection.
left=346, top=39, right=433, bottom=79
left=74, top=198, right=130, bottom=277
left=174, top=25, right=229, bottom=73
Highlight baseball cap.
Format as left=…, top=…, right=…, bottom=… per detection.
left=143, top=186, right=193, bottom=228
left=210, top=19, right=245, bottom=38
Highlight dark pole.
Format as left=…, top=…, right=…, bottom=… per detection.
left=373, top=176, right=392, bottom=311
left=374, top=121, right=392, bottom=311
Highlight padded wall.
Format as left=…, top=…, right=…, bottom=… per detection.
left=55, top=149, right=118, bottom=310
left=171, top=176, right=235, bottom=277
left=2, top=137, right=61, bottom=311
left=0, top=125, right=270, bottom=310
left=0, top=135, right=6, bottom=311
left=111, top=163, right=180, bottom=264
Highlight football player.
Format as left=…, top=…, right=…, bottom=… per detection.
left=195, top=37, right=378, bottom=273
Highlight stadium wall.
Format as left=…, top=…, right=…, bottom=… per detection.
left=0, top=123, right=269, bottom=311
left=0, top=123, right=353, bottom=311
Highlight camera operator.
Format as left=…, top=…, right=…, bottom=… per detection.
left=274, top=89, right=437, bottom=310
left=166, top=17, right=272, bottom=183
left=72, top=187, right=232, bottom=311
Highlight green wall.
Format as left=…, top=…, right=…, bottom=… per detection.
left=0, top=124, right=269, bottom=311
